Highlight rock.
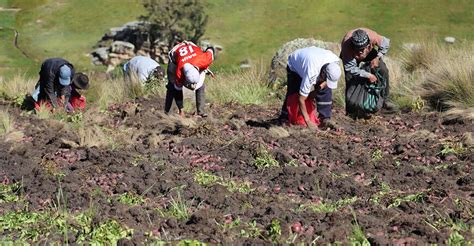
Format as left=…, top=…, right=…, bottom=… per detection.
left=269, top=38, right=339, bottom=85
left=444, top=36, right=456, bottom=44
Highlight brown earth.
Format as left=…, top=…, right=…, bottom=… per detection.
left=0, top=96, right=473, bottom=244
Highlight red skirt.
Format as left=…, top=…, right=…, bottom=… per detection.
left=34, top=95, right=86, bottom=111
left=286, top=93, right=320, bottom=126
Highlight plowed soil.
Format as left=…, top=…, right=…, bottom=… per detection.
left=1, top=96, right=472, bottom=244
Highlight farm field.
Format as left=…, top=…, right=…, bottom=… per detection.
left=0, top=97, right=472, bottom=244
left=0, top=0, right=473, bottom=244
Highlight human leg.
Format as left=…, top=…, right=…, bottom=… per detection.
left=195, top=84, right=207, bottom=117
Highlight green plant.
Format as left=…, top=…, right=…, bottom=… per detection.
left=267, top=219, right=282, bottom=242
left=254, top=146, right=279, bottom=169
left=194, top=171, right=254, bottom=193
left=0, top=182, right=22, bottom=203
left=439, top=142, right=466, bottom=158
left=387, top=191, right=426, bottom=208
left=117, top=192, right=145, bottom=206
left=349, top=219, right=370, bottom=246
left=157, top=192, right=190, bottom=221
left=371, top=149, right=383, bottom=161
left=89, top=220, right=133, bottom=245
left=447, top=231, right=468, bottom=246
left=240, top=220, right=262, bottom=239
left=176, top=239, right=207, bottom=246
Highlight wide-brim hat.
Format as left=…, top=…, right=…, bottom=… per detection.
left=72, top=73, right=89, bottom=90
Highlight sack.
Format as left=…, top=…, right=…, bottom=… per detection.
left=346, top=67, right=386, bottom=115
left=286, top=93, right=320, bottom=126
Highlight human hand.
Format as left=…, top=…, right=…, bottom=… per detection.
left=307, top=121, right=318, bottom=130
left=319, top=81, right=327, bottom=89
left=65, top=103, right=74, bottom=113
left=370, top=57, right=380, bottom=68
left=368, top=73, right=378, bottom=83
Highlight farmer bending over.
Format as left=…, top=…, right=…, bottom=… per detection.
left=165, top=41, right=215, bottom=117
left=123, top=55, right=164, bottom=85
left=32, top=58, right=89, bottom=113
left=280, top=47, right=342, bottom=130
left=340, top=28, right=397, bottom=116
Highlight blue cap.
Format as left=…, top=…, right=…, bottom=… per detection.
left=59, top=65, right=72, bottom=86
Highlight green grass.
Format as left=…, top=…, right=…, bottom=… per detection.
left=3, top=0, right=474, bottom=74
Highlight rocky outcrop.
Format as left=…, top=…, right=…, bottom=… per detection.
left=269, top=38, right=339, bottom=86
left=91, top=21, right=222, bottom=73
left=91, top=21, right=172, bottom=73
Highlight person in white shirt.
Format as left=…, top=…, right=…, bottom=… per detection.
left=123, top=56, right=164, bottom=84
left=280, top=46, right=342, bottom=130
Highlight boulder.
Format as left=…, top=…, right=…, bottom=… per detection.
left=269, top=38, right=339, bottom=86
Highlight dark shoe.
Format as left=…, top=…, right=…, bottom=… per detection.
left=382, top=100, right=399, bottom=114
left=319, top=118, right=341, bottom=131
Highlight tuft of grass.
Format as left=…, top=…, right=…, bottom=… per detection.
left=0, top=75, right=36, bottom=105
left=400, top=43, right=437, bottom=73
left=350, top=218, right=370, bottom=246
left=0, top=109, right=14, bottom=134
left=207, top=62, right=275, bottom=105
left=419, top=43, right=474, bottom=111
left=156, top=192, right=190, bottom=221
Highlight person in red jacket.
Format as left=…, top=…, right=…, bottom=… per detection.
left=165, top=41, right=215, bottom=117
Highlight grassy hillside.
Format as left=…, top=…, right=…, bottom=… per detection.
left=0, top=0, right=36, bottom=76
left=2, top=0, right=474, bottom=75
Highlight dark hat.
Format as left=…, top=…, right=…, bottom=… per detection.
left=351, top=29, right=370, bottom=50
left=72, top=73, right=89, bottom=90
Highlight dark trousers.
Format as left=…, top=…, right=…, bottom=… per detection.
left=164, top=82, right=206, bottom=114
left=345, top=49, right=390, bottom=99
left=281, top=66, right=333, bottom=120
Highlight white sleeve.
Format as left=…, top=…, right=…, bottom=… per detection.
left=299, top=75, right=313, bottom=97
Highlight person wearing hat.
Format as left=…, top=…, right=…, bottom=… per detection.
left=123, top=55, right=164, bottom=85
left=280, top=46, right=342, bottom=130
left=340, top=28, right=397, bottom=115
left=32, top=58, right=89, bottom=112
left=165, top=41, right=215, bottom=117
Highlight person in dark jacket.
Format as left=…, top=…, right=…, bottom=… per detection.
left=32, top=58, right=89, bottom=112
left=340, top=28, right=397, bottom=117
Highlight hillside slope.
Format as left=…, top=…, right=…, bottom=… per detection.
left=3, top=0, right=474, bottom=74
